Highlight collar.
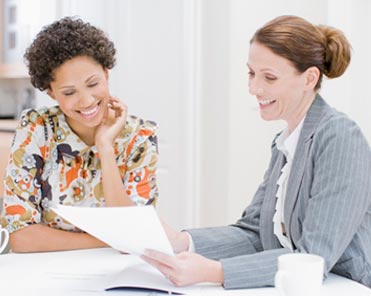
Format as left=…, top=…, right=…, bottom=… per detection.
left=276, top=117, right=305, bottom=162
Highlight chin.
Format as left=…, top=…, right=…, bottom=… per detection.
left=260, top=113, right=276, bottom=122
left=87, top=117, right=104, bottom=127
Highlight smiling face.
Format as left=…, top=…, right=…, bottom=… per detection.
left=48, top=55, right=110, bottom=140
left=247, top=41, right=318, bottom=131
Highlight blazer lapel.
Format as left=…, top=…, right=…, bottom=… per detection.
left=260, top=148, right=286, bottom=249
left=283, top=95, right=328, bottom=242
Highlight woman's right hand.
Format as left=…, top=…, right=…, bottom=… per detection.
left=142, top=249, right=224, bottom=286
left=160, top=218, right=190, bottom=253
left=95, top=97, right=128, bottom=150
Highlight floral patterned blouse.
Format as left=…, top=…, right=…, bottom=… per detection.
left=1, top=106, right=159, bottom=233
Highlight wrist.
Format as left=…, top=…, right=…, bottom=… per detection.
left=96, top=143, right=114, bottom=155
left=176, top=231, right=190, bottom=253
left=206, top=260, right=224, bottom=284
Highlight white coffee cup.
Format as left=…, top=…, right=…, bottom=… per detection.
left=275, top=253, right=324, bottom=296
left=0, top=226, right=10, bottom=254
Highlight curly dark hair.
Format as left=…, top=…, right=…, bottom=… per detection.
left=24, top=16, right=116, bottom=91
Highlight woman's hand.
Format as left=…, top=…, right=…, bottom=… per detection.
left=95, top=97, right=127, bottom=149
left=160, top=218, right=190, bottom=253
left=141, top=249, right=224, bottom=286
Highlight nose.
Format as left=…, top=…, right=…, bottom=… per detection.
left=78, top=92, right=96, bottom=109
left=256, top=88, right=264, bottom=96
left=248, top=77, right=265, bottom=96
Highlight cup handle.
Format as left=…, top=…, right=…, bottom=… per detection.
left=0, top=229, right=10, bottom=254
left=275, top=270, right=289, bottom=296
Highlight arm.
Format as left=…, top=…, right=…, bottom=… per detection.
left=95, top=98, right=159, bottom=206
left=10, top=224, right=107, bottom=253
left=142, top=143, right=280, bottom=286
left=95, top=98, right=133, bottom=206
left=98, top=144, right=133, bottom=207
left=187, top=141, right=281, bottom=259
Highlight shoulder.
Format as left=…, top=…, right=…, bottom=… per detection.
left=121, top=115, right=158, bottom=141
left=18, top=105, right=62, bottom=129
left=312, top=105, right=370, bottom=155
left=14, top=106, right=66, bottom=147
left=115, top=115, right=158, bottom=156
left=316, top=106, right=363, bottom=139
left=127, top=115, right=158, bottom=133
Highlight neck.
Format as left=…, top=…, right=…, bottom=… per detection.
left=79, top=132, right=96, bottom=146
left=287, top=93, right=316, bottom=134
left=66, top=117, right=96, bottom=146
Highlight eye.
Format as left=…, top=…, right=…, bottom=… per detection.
left=248, top=71, right=255, bottom=77
left=265, top=75, right=277, bottom=81
left=88, top=82, right=98, bottom=88
left=63, top=91, right=75, bottom=96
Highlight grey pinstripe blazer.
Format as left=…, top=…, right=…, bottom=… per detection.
left=188, top=95, right=371, bottom=289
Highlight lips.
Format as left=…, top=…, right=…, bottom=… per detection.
left=258, top=99, right=276, bottom=106
left=78, top=101, right=101, bottom=119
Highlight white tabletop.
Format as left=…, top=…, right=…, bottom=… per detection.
left=0, top=248, right=370, bottom=296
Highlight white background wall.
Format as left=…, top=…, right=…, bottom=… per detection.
left=3, top=0, right=370, bottom=229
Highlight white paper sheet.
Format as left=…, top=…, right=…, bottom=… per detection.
left=51, top=205, right=174, bottom=256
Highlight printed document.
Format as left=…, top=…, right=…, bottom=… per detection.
left=52, top=205, right=173, bottom=256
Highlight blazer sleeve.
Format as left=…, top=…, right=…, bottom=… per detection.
left=187, top=141, right=282, bottom=285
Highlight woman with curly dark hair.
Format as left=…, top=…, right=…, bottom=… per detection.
left=0, top=17, right=159, bottom=252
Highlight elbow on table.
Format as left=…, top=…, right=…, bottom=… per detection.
left=9, top=226, right=40, bottom=253
left=9, top=231, right=29, bottom=253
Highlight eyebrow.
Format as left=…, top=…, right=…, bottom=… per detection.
left=58, top=74, right=98, bottom=90
left=85, top=74, right=98, bottom=83
left=246, top=63, right=277, bottom=73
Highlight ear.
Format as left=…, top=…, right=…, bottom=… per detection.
left=303, top=66, right=320, bottom=90
left=47, top=88, right=56, bottom=100
left=104, top=68, right=109, bottom=80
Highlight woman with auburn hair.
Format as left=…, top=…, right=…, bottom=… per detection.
left=142, top=15, right=371, bottom=289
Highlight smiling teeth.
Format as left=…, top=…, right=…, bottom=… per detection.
left=259, top=99, right=275, bottom=105
left=80, top=105, right=99, bottom=116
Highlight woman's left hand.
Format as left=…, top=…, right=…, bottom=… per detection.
left=95, top=97, right=127, bottom=149
left=141, top=249, right=224, bottom=286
